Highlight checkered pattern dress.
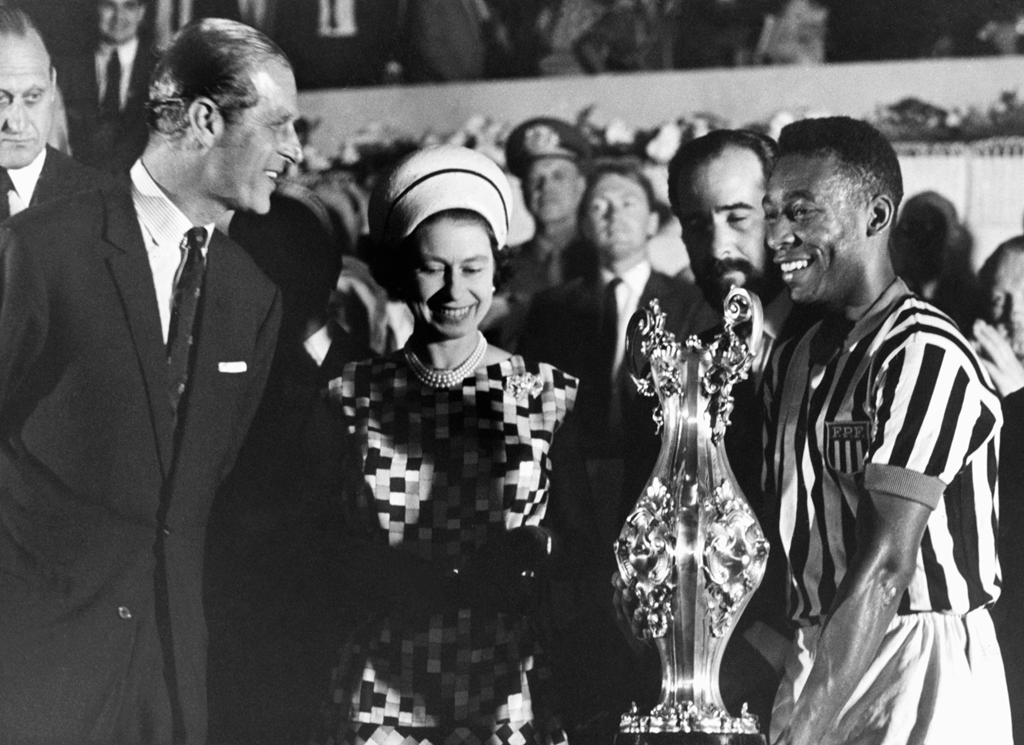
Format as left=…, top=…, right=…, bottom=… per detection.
left=321, top=355, right=577, bottom=745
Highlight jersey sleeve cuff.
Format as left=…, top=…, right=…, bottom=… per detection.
left=864, top=463, right=946, bottom=509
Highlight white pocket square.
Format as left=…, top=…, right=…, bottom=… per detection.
left=218, top=361, right=247, bottom=373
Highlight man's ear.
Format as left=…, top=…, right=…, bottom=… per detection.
left=187, top=97, right=222, bottom=148
left=867, top=194, right=895, bottom=237
left=645, top=210, right=660, bottom=238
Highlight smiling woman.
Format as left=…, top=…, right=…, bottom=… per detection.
left=313, top=145, right=586, bottom=745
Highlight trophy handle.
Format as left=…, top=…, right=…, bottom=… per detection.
left=722, top=287, right=764, bottom=360
left=625, top=299, right=664, bottom=391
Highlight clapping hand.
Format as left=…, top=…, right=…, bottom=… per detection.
left=973, top=320, right=1024, bottom=397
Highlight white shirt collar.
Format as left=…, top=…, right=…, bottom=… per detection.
left=6, top=146, right=47, bottom=206
left=130, top=159, right=213, bottom=253
left=602, top=259, right=652, bottom=298
left=98, top=37, right=139, bottom=68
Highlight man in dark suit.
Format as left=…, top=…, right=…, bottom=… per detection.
left=0, top=11, right=108, bottom=220
left=0, top=15, right=298, bottom=745
left=657, top=129, right=806, bottom=730
left=521, top=159, right=696, bottom=534
left=205, top=184, right=352, bottom=745
left=58, top=0, right=155, bottom=174
left=518, top=158, right=697, bottom=741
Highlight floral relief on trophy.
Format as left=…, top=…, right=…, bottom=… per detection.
left=628, top=298, right=686, bottom=434
left=700, top=479, right=770, bottom=638
left=615, top=477, right=676, bottom=639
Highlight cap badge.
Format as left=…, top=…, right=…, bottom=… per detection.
left=523, top=125, right=562, bottom=157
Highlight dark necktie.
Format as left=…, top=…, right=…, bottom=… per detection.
left=167, top=227, right=208, bottom=426
left=599, top=278, right=622, bottom=376
left=0, top=168, right=12, bottom=222
left=597, top=277, right=623, bottom=429
left=101, top=50, right=121, bottom=117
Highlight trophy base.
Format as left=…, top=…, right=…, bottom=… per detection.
left=615, top=733, right=767, bottom=745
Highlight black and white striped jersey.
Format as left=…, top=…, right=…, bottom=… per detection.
left=764, top=279, right=1002, bottom=625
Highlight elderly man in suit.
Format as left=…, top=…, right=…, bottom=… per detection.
left=58, top=0, right=156, bottom=174
left=0, top=9, right=107, bottom=221
left=0, top=16, right=298, bottom=745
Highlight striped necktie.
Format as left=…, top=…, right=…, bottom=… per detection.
left=167, top=226, right=208, bottom=426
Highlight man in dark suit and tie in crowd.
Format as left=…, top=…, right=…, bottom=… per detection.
left=663, top=129, right=812, bottom=727
left=0, top=16, right=298, bottom=745
left=58, top=0, right=155, bottom=174
left=0, top=9, right=107, bottom=221
left=519, top=158, right=696, bottom=741
left=521, top=158, right=695, bottom=541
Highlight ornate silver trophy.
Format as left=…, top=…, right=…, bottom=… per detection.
left=615, top=288, right=769, bottom=744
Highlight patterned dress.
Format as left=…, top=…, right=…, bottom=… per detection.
left=321, top=354, right=578, bottom=745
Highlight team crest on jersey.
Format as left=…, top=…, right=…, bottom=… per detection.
left=824, top=421, right=870, bottom=473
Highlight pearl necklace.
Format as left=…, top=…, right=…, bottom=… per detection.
left=404, top=333, right=488, bottom=389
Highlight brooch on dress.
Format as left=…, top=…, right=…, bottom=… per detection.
left=504, top=372, right=544, bottom=400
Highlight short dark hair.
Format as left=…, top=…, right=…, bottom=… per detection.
left=978, top=235, right=1024, bottom=298
left=667, top=129, right=778, bottom=214
left=580, top=158, right=657, bottom=215
left=147, top=18, right=291, bottom=137
left=373, top=208, right=511, bottom=299
left=777, top=116, right=904, bottom=213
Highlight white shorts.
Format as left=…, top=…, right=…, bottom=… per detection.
left=770, top=609, right=1012, bottom=745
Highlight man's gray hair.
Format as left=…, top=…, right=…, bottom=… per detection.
left=147, top=17, right=290, bottom=138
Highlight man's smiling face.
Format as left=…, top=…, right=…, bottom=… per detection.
left=763, top=153, right=872, bottom=312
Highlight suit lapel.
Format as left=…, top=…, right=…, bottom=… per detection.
left=638, top=271, right=664, bottom=312
left=100, top=186, right=176, bottom=476
left=126, top=48, right=152, bottom=110
left=30, top=147, right=57, bottom=208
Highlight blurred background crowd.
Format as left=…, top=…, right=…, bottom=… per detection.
left=22, top=0, right=1024, bottom=90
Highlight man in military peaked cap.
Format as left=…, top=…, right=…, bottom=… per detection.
left=482, top=116, right=594, bottom=348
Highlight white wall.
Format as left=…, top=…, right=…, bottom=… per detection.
left=297, top=56, right=1024, bottom=265
left=298, top=56, right=1024, bottom=150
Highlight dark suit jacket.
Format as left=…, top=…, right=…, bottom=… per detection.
left=519, top=268, right=699, bottom=537
left=0, top=182, right=281, bottom=744
left=205, top=189, right=349, bottom=744
left=57, top=45, right=155, bottom=174
left=31, top=145, right=112, bottom=206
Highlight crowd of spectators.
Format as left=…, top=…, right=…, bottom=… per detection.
left=17, top=0, right=1024, bottom=90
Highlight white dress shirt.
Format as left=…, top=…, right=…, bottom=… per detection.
left=601, top=259, right=652, bottom=383
left=96, top=38, right=139, bottom=112
left=130, top=159, right=213, bottom=343
left=6, top=146, right=47, bottom=215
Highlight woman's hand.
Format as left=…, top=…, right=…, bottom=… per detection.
left=456, top=526, right=556, bottom=614
left=973, top=320, right=1024, bottom=397
left=611, top=571, right=650, bottom=655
